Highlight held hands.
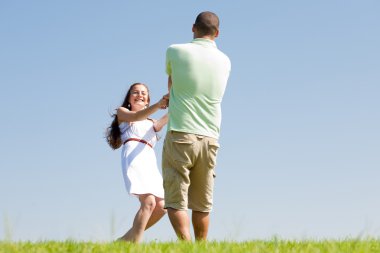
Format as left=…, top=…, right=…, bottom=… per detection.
left=158, top=94, right=169, bottom=109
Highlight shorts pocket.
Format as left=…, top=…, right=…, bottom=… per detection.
left=208, top=139, right=220, bottom=169
left=168, top=132, right=195, bottom=165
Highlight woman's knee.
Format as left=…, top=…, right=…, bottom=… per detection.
left=156, top=199, right=167, bottom=214
left=140, top=195, right=157, bottom=211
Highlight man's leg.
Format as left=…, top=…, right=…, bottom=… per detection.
left=188, top=135, right=218, bottom=241
left=162, top=132, right=195, bottom=241
left=167, top=208, right=192, bottom=241
left=192, top=210, right=209, bottom=241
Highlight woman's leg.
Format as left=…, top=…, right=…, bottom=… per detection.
left=119, top=194, right=157, bottom=243
left=145, top=197, right=166, bottom=230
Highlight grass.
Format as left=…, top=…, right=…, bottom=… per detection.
left=1, top=239, right=380, bottom=253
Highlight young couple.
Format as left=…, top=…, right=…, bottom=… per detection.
left=106, top=11, right=231, bottom=243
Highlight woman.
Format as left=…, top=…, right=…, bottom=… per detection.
left=106, top=82, right=169, bottom=243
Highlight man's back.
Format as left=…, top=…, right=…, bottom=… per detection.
left=166, top=38, right=231, bottom=139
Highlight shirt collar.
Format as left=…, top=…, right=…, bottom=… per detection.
left=191, top=38, right=217, bottom=48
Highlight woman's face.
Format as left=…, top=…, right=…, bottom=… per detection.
left=128, top=84, right=149, bottom=111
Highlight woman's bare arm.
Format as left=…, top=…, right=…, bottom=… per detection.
left=153, top=113, right=168, bottom=132
left=117, top=95, right=169, bottom=123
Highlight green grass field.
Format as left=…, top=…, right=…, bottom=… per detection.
left=1, top=239, right=380, bottom=253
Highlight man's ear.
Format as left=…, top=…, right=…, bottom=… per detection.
left=214, top=29, right=219, bottom=38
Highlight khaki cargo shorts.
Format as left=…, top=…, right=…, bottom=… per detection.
left=162, top=131, right=220, bottom=212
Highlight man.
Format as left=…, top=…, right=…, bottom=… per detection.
left=162, top=11, right=231, bottom=241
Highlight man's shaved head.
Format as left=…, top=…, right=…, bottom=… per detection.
left=194, top=11, right=220, bottom=37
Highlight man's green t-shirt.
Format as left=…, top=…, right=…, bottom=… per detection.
left=166, top=38, right=231, bottom=139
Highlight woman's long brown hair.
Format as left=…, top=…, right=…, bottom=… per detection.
left=106, top=83, right=150, bottom=149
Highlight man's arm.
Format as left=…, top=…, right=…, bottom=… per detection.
left=168, top=76, right=172, bottom=92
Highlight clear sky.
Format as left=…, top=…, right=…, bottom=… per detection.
left=1, top=1, right=379, bottom=242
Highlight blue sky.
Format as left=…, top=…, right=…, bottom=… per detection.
left=1, top=1, right=379, bottom=242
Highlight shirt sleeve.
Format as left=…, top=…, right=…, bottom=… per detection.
left=165, top=47, right=172, bottom=75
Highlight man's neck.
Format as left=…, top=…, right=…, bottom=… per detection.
left=193, top=30, right=216, bottom=40
left=194, top=35, right=215, bottom=41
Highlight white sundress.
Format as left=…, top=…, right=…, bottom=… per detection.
left=119, top=119, right=164, bottom=198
